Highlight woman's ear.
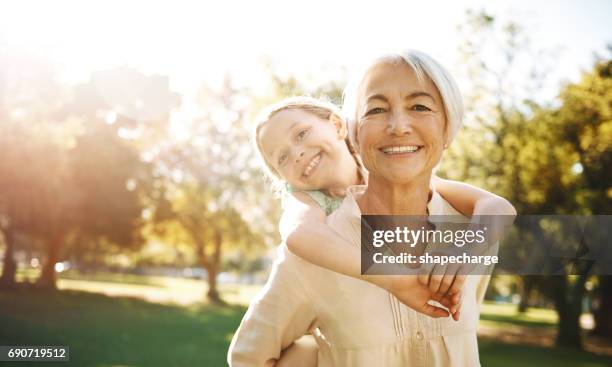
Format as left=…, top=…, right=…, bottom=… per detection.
left=329, top=113, right=348, bottom=139
left=442, top=123, right=449, bottom=149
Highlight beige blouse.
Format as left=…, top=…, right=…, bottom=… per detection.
left=229, top=186, right=490, bottom=367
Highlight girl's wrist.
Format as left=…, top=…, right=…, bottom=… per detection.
left=362, top=274, right=392, bottom=291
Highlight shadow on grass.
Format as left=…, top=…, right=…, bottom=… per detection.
left=0, top=287, right=246, bottom=367
left=480, top=312, right=556, bottom=329
left=479, top=339, right=612, bottom=367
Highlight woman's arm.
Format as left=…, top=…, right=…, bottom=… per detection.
left=228, top=247, right=316, bottom=367
left=281, top=193, right=459, bottom=319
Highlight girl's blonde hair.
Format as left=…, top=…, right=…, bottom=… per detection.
left=253, top=96, right=365, bottom=196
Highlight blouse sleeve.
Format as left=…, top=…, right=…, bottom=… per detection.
left=228, top=246, right=316, bottom=367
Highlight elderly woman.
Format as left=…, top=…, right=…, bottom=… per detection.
left=229, top=50, right=490, bottom=366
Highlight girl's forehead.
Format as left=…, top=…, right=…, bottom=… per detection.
left=268, top=108, right=320, bottom=125
left=258, top=109, right=312, bottom=156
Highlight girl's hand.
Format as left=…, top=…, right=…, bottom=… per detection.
left=387, top=275, right=461, bottom=320
left=418, top=264, right=466, bottom=308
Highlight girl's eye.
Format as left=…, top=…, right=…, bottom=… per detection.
left=297, top=129, right=309, bottom=140
left=365, top=107, right=386, bottom=116
left=412, top=104, right=431, bottom=112
left=278, top=153, right=288, bottom=165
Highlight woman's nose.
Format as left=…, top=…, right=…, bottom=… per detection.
left=387, top=113, right=413, bottom=136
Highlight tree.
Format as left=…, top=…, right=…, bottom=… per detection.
left=551, top=55, right=612, bottom=338
left=0, top=62, right=171, bottom=288
left=439, top=10, right=611, bottom=347
left=150, top=76, right=270, bottom=303
left=0, top=49, right=72, bottom=288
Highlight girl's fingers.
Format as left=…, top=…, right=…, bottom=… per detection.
left=418, top=273, right=429, bottom=287
left=431, top=292, right=455, bottom=311
left=447, top=273, right=467, bottom=297
left=420, top=302, right=450, bottom=318
left=429, top=273, right=443, bottom=294
left=451, top=291, right=462, bottom=305
left=437, top=270, right=455, bottom=295
left=418, top=262, right=434, bottom=286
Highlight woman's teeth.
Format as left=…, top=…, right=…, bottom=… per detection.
left=303, top=154, right=321, bottom=177
left=381, top=145, right=421, bottom=155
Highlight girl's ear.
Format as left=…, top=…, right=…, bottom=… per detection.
left=329, top=113, right=348, bottom=139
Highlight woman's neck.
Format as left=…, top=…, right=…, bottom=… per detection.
left=357, top=174, right=431, bottom=215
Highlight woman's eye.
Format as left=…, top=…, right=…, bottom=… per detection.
left=365, top=107, right=386, bottom=116
left=297, top=129, right=309, bottom=140
left=412, top=104, right=431, bottom=112
left=278, top=153, right=288, bottom=165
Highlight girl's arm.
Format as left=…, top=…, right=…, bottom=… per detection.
left=279, top=192, right=363, bottom=281
left=280, top=192, right=459, bottom=319
left=433, top=176, right=517, bottom=217
left=427, top=176, right=517, bottom=296
left=433, top=176, right=516, bottom=246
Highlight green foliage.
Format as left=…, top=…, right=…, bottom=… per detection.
left=439, top=10, right=611, bottom=347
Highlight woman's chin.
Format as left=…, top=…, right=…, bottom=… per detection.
left=375, top=169, right=428, bottom=185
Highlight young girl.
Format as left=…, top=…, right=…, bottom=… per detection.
left=254, top=96, right=515, bottom=312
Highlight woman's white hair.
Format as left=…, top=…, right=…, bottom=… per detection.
left=342, top=50, right=464, bottom=146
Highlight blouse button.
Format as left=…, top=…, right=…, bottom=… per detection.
left=416, top=331, right=423, bottom=340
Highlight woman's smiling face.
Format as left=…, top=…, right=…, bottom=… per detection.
left=258, top=108, right=347, bottom=191
left=356, top=61, right=447, bottom=185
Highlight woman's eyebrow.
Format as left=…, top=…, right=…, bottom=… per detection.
left=365, top=94, right=388, bottom=104
left=406, top=91, right=436, bottom=102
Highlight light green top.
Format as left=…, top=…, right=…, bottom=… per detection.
left=287, top=186, right=343, bottom=216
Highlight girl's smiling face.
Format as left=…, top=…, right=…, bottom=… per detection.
left=356, top=61, right=447, bottom=185
left=258, top=108, right=348, bottom=191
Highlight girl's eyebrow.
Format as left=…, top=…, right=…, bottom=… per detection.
left=270, top=121, right=300, bottom=160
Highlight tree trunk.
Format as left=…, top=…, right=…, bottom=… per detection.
left=206, top=231, right=223, bottom=304
left=0, top=229, right=17, bottom=288
left=37, top=232, right=64, bottom=289
left=552, top=275, right=585, bottom=348
left=557, top=306, right=582, bottom=347
left=197, top=232, right=223, bottom=304
left=593, top=275, right=612, bottom=338
left=517, top=276, right=534, bottom=313
left=206, top=263, right=220, bottom=303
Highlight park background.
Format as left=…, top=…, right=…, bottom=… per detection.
left=0, top=0, right=611, bottom=366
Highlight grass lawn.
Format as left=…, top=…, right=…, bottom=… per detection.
left=480, top=302, right=558, bottom=329
left=0, top=288, right=245, bottom=366
left=1, top=274, right=611, bottom=366
left=479, top=340, right=612, bottom=367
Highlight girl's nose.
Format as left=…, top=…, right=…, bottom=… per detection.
left=294, top=150, right=305, bottom=163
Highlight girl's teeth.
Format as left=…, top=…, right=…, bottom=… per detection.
left=304, top=154, right=321, bottom=177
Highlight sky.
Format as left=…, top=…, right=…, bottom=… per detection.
left=1, top=0, right=611, bottom=99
